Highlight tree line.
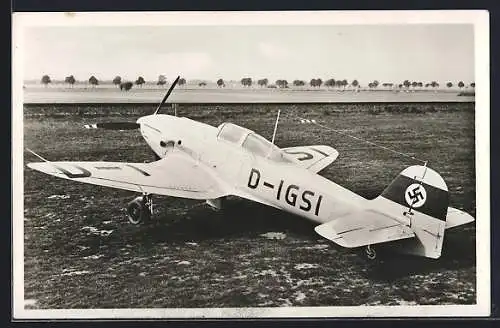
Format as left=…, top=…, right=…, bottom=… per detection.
left=40, top=75, right=188, bottom=91
left=39, top=74, right=476, bottom=91
left=238, top=77, right=474, bottom=89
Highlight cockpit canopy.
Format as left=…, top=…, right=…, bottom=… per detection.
left=217, top=123, right=293, bottom=163
left=217, top=122, right=250, bottom=144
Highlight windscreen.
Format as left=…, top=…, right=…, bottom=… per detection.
left=217, top=123, right=248, bottom=144
left=242, top=133, right=292, bottom=163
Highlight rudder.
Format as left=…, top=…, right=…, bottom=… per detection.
left=373, top=165, right=449, bottom=258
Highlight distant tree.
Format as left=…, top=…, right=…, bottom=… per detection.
left=458, top=81, right=465, bottom=89
left=112, top=76, right=122, bottom=87
left=198, top=81, right=207, bottom=87
left=324, top=79, right=335, bottom=87
left=64, top=75, right=76, bottom=87
left=417, top=82, right=423, bottom=88
left=216, top=78, right=225, bottom=87
left=335, top=80, right=343, bottom=88
left=135, top=76, right=145, bottom=87
left=351, top=79, right=359, bottom=88
left=470, top=82, right=475, bottom=88
left=411, top=81, right=418, bottom=88
left=293, top=80, right=305, bottom=87
left=257, top=78, right=268, bottom=87
left=240, top=77, right=252, bottom=87
left=341, top=79, right=348, bottom=89
left=425, top=83, right=430, bottom=88
left=398, top=84, right=403, bottom=89
left=430, top=81, right=439, bottom=88
left=403, top=80, right=411, bottom=89
left=275, top=80, right=289, bottom=88
left=446, top=82, right=453, bottom=88
left=120, top=81, right=133, bottom=91
left=157, top=75, right=167, bottom=87
left=178, top=78, right=186, bottom=86
left=310, top=78, right=323, bottom=88
left=41, top=75, right=51, bottom=87
left=89, top=76, right=99, bottom=87
left=368, top=80, right=379, bottom=89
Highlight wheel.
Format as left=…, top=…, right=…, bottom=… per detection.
left=126, top=197, right=151, bottom=225
left=365, top=245, right=377, bottom=260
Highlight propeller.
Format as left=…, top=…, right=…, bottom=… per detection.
left=84, top=122, right=140, bottom=130
left=154, top=75, right=180, bottom=115
left=83, top=75, right=180, bottom=130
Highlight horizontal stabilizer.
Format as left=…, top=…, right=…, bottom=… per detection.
left=446, top=207, right=475, bottom=229
left=315, top=209, right=415, bottom=248
left=282, top=145, right=339, bottom=173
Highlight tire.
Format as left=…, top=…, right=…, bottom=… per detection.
left=126, top=197, right=151, bottom=225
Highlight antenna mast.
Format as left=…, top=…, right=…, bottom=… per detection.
left=271, top=110, right=281, bottom=145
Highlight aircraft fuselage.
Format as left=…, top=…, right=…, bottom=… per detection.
left=137, top=114, right=367, bottom=224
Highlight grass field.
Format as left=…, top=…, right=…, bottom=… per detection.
left=22, top=102, right=476, bottom=309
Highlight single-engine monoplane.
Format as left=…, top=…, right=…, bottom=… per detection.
left=27, top=76, right=475, bottom=260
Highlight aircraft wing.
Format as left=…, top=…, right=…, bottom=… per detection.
left=314, top=209, right=415, bottom=248
left=282, top=145, right=339, bottom=173
left=27, top=152, right=228, bottom=200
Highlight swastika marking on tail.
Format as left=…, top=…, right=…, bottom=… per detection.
left=404, top=183, right=427, bottom=208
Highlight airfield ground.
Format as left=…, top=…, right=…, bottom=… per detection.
left=22, top=85, right=474, bottom=104
left=22, top=102, right=476, bottom=309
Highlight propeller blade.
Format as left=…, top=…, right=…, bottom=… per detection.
left=154, top=75, right=180, bottom=115
left=84, top=122, right=140, bottom=130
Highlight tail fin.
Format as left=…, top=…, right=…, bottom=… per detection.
left=373, top=165, right=449, bottom=259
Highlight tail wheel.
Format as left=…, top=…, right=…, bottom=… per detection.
left=127, top=196, right=151, bottom=225
left=365, top=245, right=377, bottom=260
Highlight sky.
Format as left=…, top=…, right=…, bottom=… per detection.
left=22, top=24, right=475, bottom=85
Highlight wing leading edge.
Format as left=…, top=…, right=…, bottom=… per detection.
left=27, top=152, right=228, bottom=200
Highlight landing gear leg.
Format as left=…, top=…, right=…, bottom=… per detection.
left=126, top=193, right=153, bottom=225
left=143, top=193, right=153, bottom=215
left=206, top=197, right=225, bottom=212
left=365, top=245, right=377, bottom=260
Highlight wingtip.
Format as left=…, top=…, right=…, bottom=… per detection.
left=26, top=162, right=42, bottom=170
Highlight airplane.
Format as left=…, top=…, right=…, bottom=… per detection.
left=26, top=76, right=475, bottom=260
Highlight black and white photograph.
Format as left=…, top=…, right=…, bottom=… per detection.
left=12, top=11, right=490, bottom=318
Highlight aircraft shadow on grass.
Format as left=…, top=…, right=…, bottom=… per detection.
left=122, top=197, right=318, bottom=244
left=362, top=229, right=476, bottom=281
left=104, top=197, right=476, bottom=280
